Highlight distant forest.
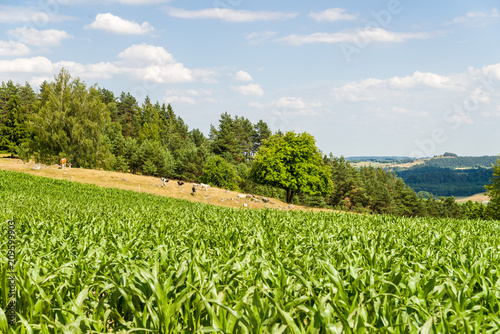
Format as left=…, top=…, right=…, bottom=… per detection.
left=424, top=156, right=498, bottom=169
left=396, top=166, right=493, bottom=197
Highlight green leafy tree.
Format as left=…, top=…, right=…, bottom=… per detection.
left=486, top=155, right=500, bottom=219
left=30, top=69, right=112, bottom=167
left=251, top=131, right=333, bottom=203
left=201, top=155, right=240, bottom=190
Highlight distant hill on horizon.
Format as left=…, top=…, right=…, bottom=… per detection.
left=346, top=156, right=417, bottom=162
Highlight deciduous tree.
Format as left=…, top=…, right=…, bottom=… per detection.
left=251, top=131, right=333, bottom=203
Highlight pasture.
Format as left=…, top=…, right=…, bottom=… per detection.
left=1, top=170, right=500, bottom=333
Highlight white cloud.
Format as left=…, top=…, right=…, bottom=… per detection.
left=309, top=8, right=358, bottom=22
left=59, top=0, right=169, bottom=4
left=251, top=97, right=322, bottom=115
left=0, top=44, right=198, bottom=84
left=451, top=8, right=499, bottom=25
left=278, top=28, right=437, bottom=46
left=55, top=61, right=122, bottom=79
left=192, top=68, right=219, bottom=84
left=246, top=31, right=277, bottom=45
left=133, top=64, right=193, bottom=84
left=235, top=71, right=252, bottom=82
left=118, top=44, right=175, bottom=65
left=8, top=27, right=72, bottom=47
left=166, top=7, right=297, bottom=22
left=0, top=57, right=55, bottom=73
left=116, top=44, right=193, bottom=83
left=0, top=41, right=30, bottom=56
left=0, top=5, right=75, bottom=23
left=112, top=0, right=169, bottom=4
left=164, top=95, right=197, bottom=104
left=332, top=71, right=467, bottom=101
left=86, top=13, right=155, bottom=35
left=480, top=63, right=500, bottom=81
left=163, top=88, right=213, bottom=105
left=233, top=83, right=264, bottom=96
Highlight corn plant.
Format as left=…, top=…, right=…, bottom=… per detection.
left=0, top=170, right=499, bottom=333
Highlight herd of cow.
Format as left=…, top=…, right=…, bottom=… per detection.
left=160, top=177, right=210, bottom=194
left=58, top=158, right=210, bottom=195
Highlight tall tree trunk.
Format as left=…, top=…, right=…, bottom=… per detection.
left=286, top=188, right=294, bottom=203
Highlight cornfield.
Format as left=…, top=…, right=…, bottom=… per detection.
left=1, top=170, right=500, bottom=333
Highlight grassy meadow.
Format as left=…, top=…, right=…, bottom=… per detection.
left=1, top=170, right=500, bottom=333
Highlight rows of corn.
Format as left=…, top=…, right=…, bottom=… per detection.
left=1, top=170, right=500, bottom=333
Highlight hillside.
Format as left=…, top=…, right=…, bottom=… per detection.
left=0, top=156, right=320, bottom=212
left=1, top=170, right=499, bottom=332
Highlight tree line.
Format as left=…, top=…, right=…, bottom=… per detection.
left=1, top=69, right=499, bottom=220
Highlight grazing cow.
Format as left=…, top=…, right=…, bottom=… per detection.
left=200, top=183, right=210, bottom=191
left=177, top=181, right=184, bottom=186
left=161, top=178, right=170, bottom=187
left=60, top=158, right=67, bottom=169
left=193, top=183, right=200, bottom=189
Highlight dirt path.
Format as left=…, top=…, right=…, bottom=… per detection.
left=0, top=157, right=333, bottom=213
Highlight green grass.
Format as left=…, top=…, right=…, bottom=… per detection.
left=1, top=170, right=500, bottom=333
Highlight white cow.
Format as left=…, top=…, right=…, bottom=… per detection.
left=200, top=183, right=210, bottom=191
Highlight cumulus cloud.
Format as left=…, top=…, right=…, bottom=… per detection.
left=118, top=44, right=175, bottom=65
left=235, top=71, right=253, bottom=82
left=0, top=5, right=75, bottom=23
left=0, top=41, right=31, bottom=56
left=166, top=7, right=297, bottom=22
left=278, top=28, right=437, bottom=46
left=8, top=27, right=72, bottom=47
left=0, top=44, right=202, bottom=85
left=116, top=44, right=193, bottom=83
left=0, top=57, right=55, bottom=73
left=332, top=71, right=468, bottom=101
left=86, top=13, right=155, bottom=35
left=308, top=8, right=358, bottom=22
left=233, top=83, right=264, bottom=96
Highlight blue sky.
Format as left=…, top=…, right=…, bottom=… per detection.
left=1, top=0, right=499, bottom=157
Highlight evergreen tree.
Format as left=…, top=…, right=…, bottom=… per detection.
left=486, top=155, right=500, bottom=219
left=117, top=92, right=141, bottom=139
left=326, top=155, right=367, bottom=211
